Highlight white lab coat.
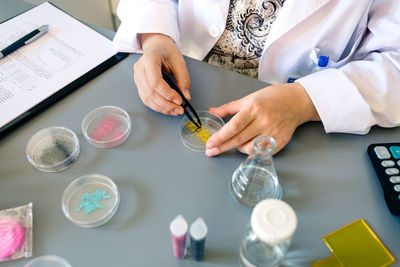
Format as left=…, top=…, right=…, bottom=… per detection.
left=113, top=0, right=400, bottom=134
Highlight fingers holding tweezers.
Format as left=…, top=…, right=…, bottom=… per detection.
left=134, top=62, right=184, bottom=115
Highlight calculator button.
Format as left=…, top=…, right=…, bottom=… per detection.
left=390, top=176, right=400, bottom=184
left=381, top=160, right=395, bottom=167
left=389, top=146, right=400, bottom=159
left=394, top=185, right=400, bottom=192
left=374, top=146, right=391, bottom=159
left=397, top=160, right=400, bottom=167
left=386, top=168, right=400, bottom=175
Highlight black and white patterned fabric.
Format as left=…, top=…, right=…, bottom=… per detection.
left=204, top=0, right=285, bottom=78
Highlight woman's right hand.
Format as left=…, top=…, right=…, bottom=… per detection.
left=134, top=33, right=191, bottom=116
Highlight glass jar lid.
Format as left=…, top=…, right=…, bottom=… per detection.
left=251, top=199, right=297, bottom=245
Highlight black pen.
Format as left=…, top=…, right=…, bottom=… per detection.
left=0, top=24, right=49, bottom=59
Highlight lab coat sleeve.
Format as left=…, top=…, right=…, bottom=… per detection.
left=113, top=0, right=180, bottom=53
left=297, top=0, right=400, bottom=134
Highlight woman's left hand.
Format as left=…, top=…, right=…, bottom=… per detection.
left=205, top=82, right=320, bottom=156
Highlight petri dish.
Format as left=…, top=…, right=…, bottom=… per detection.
left=82, top=106, right=131, bottom=148
left=24, top=255, right=71, bottom=267
left=179, top=110, right=225, bottom=152
left=62, top=174, right=120, bottom=228
left=26, top=127, right=80, bottom=172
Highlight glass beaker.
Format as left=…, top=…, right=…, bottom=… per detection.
left=230, top=136, right=282, bottom=208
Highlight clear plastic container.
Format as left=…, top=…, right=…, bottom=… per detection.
left=82, top=106, right=131, bottom=148
left=62, top=174, right=120, bottom=228
left=26, top=127, right=80, bottom=172
left=230, top=136, right=282, bottom=208
left=24, top=255, right=71, bottom=267
left=239, top=199, right=297, bottom=267
left=179, top=110, right=224, bottom=152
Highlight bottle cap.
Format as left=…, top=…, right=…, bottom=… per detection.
left=170, top=215, right=188, bottom=237
left=251, top=199, right=297, bottom=245
left=318, top=56, right=329, bottom=67
left=189, top=217, right=208, bottom=240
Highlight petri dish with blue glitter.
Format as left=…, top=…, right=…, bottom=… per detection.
left=62, top=174, right=120, bottom=228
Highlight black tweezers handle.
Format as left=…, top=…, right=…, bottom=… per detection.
left=162, top=71, right=202, bottom=128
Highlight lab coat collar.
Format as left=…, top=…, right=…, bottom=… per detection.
left=265, top=0, right=332, bottom=49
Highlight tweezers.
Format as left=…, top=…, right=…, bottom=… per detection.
left=162, top=71, right=202, bottom=129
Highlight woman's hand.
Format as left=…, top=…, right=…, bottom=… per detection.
left=134, top=33, right=191, bottom=116
left=205, top=82, right=320, bottom=156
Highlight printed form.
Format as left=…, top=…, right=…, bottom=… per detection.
left=0, top=2, right=115, bottom=128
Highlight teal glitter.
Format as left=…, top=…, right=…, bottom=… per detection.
left=77, top=189, right=111, bottom=214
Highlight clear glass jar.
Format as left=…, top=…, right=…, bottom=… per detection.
left=239, top=199, right=297, bottom=267
left=230, top=136, right=282, bottom=208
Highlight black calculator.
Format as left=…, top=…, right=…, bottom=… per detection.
left=367, top=143, right=400, bottom=215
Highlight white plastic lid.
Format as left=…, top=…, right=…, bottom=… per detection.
left=189, top=217, right=208, bottom=240
left=170, top=215, right=188, bottom=237
left=251, top=199, right=297, bottom=245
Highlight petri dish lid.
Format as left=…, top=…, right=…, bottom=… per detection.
left=82, top=105, right=131, bottom=148
left=26, top=127, right=80, bottom=172
left=62, top=174, right=120, bottom=228
left=179, top=110, right=225, bottom=152
left=24, top=255, right=71, bottom=267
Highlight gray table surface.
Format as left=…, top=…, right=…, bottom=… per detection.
left=1, top=1, right=400, bottom=266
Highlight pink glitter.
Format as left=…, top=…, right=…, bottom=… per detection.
left=171, top=234, right=186, bottom=258
left=170, top=215, right=188, bottom=259
left=92, top=117, right=119, bottom=141
left=0, top=218, right=25, bottom=259
left=110, top=129, right=124, bottom=140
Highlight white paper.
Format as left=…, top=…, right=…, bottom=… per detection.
left=0, top=2, right=115, bottom=128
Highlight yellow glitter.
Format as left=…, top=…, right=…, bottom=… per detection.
left=185, top=121, right=211, bottom=144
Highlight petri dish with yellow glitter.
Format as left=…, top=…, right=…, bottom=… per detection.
left=179, top=110, right=225, bottom=152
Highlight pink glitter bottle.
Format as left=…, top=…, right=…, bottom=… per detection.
left=169, top=215, right=188, bottom=259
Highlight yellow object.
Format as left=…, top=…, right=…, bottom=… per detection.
left=312, top=219, right=395, bottom=267
left=185, top=121, right=211, bottom=144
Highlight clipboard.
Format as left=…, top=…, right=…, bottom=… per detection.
left=0, top=2, right=128, bottom=136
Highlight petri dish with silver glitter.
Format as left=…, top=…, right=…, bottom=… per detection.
left=82, top=106, right=131, bottom=148
left=26, top=127, right=80, bottom=172
left=24, top=255, right=71, bottom=267
left=62, top=174, right=120, bottom=228
left=179, top=110, right=225, bottom=152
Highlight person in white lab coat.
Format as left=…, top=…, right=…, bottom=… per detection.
left=113, top=0, right=400, bottom=156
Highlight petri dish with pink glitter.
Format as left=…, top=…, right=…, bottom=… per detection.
left=82, top=106, right=131, bottom=148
